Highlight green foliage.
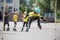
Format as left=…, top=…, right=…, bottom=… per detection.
left=56, top=10, right=60, bottom=19
left=19, top=0, right=56, bottom=13
left=20, top=0, right=26, bottom=5
left=57, top=0, right=60, bottom=9
left=19, top=7, right=25, bottom=14
left=27, top=7, right=32, bottom=13
left=57, top=10, right=60, bottom=14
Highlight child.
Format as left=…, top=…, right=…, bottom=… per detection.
left=28, top=11, right=42, bottom=30
left=13, top=13, right=18, bottom=31
left=21, top=14, right=29, bottom=32
left=3, top=12, right=10, bottom=31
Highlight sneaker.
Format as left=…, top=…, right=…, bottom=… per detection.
left=21, top=28, right=23, bottom=32
left=3, top=28, right=5, bottom=31
left=21, top=30, right=23, bottom=32
left=13, top=28, right=16, bottom=31
left=39, top=26, right=42, bottom=30
left=25, top=28, right=29, bottom=32
left=6, top=28, right=10, bottom=31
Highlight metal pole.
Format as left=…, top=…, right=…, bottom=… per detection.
left=3, top=0, right=6, bottom=28
left=2, top=0, right=6, bottom=40
left=55, top=0, right=57, bottom=40
left=55, top=0, right=57, bottom=23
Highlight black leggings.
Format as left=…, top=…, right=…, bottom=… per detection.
left=4, top=22, right=9, bottom=27
left=14, top=22, right=17, bottom=27
left=23, top=22, right=28, bottom=27
left=29, top=17, right=41, bottom=29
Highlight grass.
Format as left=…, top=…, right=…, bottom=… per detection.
left=56, top=19, right=60, bottom=23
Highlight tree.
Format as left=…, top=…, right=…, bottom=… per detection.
left=20, top=0, right=55, bottom=13
left=20, top=0, right=26, bottom=13
left=57, top=0, right=60, bottom=10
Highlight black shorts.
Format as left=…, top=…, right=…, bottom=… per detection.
left=4, top=21, right=9, bottom=26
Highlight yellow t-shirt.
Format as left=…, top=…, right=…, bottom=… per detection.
left=13, top=14, right=18, bottom=22
left=35, top=14, right=41, bottom=17
left=24, top=17, right=29, bottom=22
left=29, top=12, right=41, bottom=17
left=29, top=12, right=35, bottom=17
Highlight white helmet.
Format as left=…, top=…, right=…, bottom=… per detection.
left=24, top=11, right=27, bottom=14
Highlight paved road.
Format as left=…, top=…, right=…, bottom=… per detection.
left=0, top=21, right=60, bottom=40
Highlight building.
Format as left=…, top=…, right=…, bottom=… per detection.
left=0, top=0, right=19, bottom=13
